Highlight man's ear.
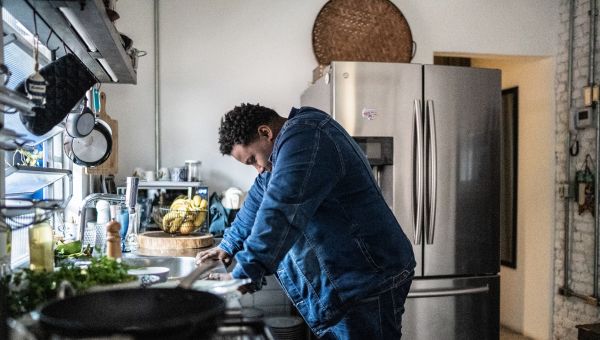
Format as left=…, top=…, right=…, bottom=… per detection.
left=257, top=125, right=273, bottom=140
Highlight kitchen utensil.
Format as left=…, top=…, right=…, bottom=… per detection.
left=63, top=118, right=113, bottom=167
left=138, top=231, right=213, bottom=250
left=312, top=0, right=414, bottom=66
left=65, top=96, right=95, bottom=138
left=38, top=259, right=226, bottom=339
left=86, top=92, right=119, bottom=175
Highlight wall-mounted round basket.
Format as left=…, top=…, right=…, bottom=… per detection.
left=312, top=0, right=414, bottom=66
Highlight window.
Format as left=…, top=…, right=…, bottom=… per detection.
left=1, top=7, right=70, bottom=268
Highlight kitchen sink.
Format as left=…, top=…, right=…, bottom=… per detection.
left=121, top=256, right=197, bottom=279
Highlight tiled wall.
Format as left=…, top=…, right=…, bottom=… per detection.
left=554, top=0, right=600, bottom=338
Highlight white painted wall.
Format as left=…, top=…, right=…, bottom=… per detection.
left=473, top=57, right=556, bottom=340
left=102, top=0, right=559, bottom=195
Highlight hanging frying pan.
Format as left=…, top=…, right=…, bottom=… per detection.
left=64, top=119, right=112, bottom=167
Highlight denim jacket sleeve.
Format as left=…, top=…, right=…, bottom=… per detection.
left=218, top=174, right=268, bottom=255
left=231, top=119, right=344, bottom=282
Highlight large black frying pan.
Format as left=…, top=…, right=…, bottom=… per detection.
left=39, top=260, right=226, bottom=340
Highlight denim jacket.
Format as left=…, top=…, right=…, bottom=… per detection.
left=219, top=107, right=415, bottom=335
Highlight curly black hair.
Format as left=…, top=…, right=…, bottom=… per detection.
left=218, top=103, right=279, bottom=155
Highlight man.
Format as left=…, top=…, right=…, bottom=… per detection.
left=197, top=103, right=415, bottom=339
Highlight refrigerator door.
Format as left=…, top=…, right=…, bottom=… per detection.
left=330, top=62, right=424, bottom=275
left=403, top=275, right=500, bottom=340
left=423, top=65, right=501, bottom=276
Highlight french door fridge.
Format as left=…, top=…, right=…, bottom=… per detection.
left=301, top=61, right=501, bottom=339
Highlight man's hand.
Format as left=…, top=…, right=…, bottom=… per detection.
left=196, top=247, right=232, bottom=266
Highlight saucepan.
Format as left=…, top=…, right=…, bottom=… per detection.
left=64, top=100, right=96, bottom=138
left=38, top=259, right=229, bottom=339
left=63, top=118, right=113, bottom=167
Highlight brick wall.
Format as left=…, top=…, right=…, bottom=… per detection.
left=554, top=0, right=600, bottom=338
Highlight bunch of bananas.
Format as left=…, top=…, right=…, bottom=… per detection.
left=161, top=195, right=208, bottom=235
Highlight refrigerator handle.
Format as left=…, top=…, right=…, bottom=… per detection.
left=408, top=285, right=489, bottom=298
left=413, top=99, right=423, bottom=245
left=426, top=100, right=437, bottom=245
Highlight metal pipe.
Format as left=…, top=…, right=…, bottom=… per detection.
left=154, top=0, right=161, bottom=174
left=563, top=0, right=576, bottom=296
left=591, top=0, right=600, bottom=299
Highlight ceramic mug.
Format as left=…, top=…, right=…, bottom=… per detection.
left=158, top=167, right=170, bottom=181
left=169, top=167, right=185, bottom=182
left=144, top=170, right=156, bottom=182
left=132, top=167, right=146, bottom=180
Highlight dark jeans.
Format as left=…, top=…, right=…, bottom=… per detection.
left=320, top=274, right=413, bottom=340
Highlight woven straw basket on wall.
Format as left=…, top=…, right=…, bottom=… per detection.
left=312, top=0, right=414, bottom=68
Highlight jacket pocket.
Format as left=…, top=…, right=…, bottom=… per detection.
left=353, top=237, right=384, bottom=272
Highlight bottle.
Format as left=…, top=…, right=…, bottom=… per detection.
left=118, top=208, right=129, bottom=252
left=29, top=211, right=54, bottom=272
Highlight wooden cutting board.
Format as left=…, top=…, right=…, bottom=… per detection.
left=138, top=231, right=214, bottom=250
left=86, top=91, right=118, bottom=175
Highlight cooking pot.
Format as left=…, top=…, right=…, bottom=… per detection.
left=63, top=119, right=112, bottom=167
left=65, top=105, right=95, bottom=138
left=39, top=259, right=227, bottom=339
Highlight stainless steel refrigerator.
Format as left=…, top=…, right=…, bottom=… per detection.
left=301, top=61, right=501, bottom=340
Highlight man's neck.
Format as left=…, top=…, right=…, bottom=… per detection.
left=271, top=116, right=287, bottom=139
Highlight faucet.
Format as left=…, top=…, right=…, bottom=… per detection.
left=78, top=193, right=124, bottom=243
left=78, top=177, right=140, bottom=243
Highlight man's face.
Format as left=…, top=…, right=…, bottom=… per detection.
left=231, top=125, right=274, bottom=173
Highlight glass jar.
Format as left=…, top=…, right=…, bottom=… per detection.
left=185, top=160, right=202, bottom=182
left=29, top=215, right=54, bottom=272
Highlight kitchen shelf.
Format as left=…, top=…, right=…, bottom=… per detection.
left=3, top=0, right=136, bottom=84
left=137, top=181, right=204, bottom=189
left=4, top=165, right=71, bottom=196
left=117, top=181, right=207, bottom=199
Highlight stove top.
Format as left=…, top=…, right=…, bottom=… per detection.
left=212, top=308, right=274, bottom=340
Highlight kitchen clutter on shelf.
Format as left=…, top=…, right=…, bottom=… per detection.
left=208, top=187, right=245, bottom=237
